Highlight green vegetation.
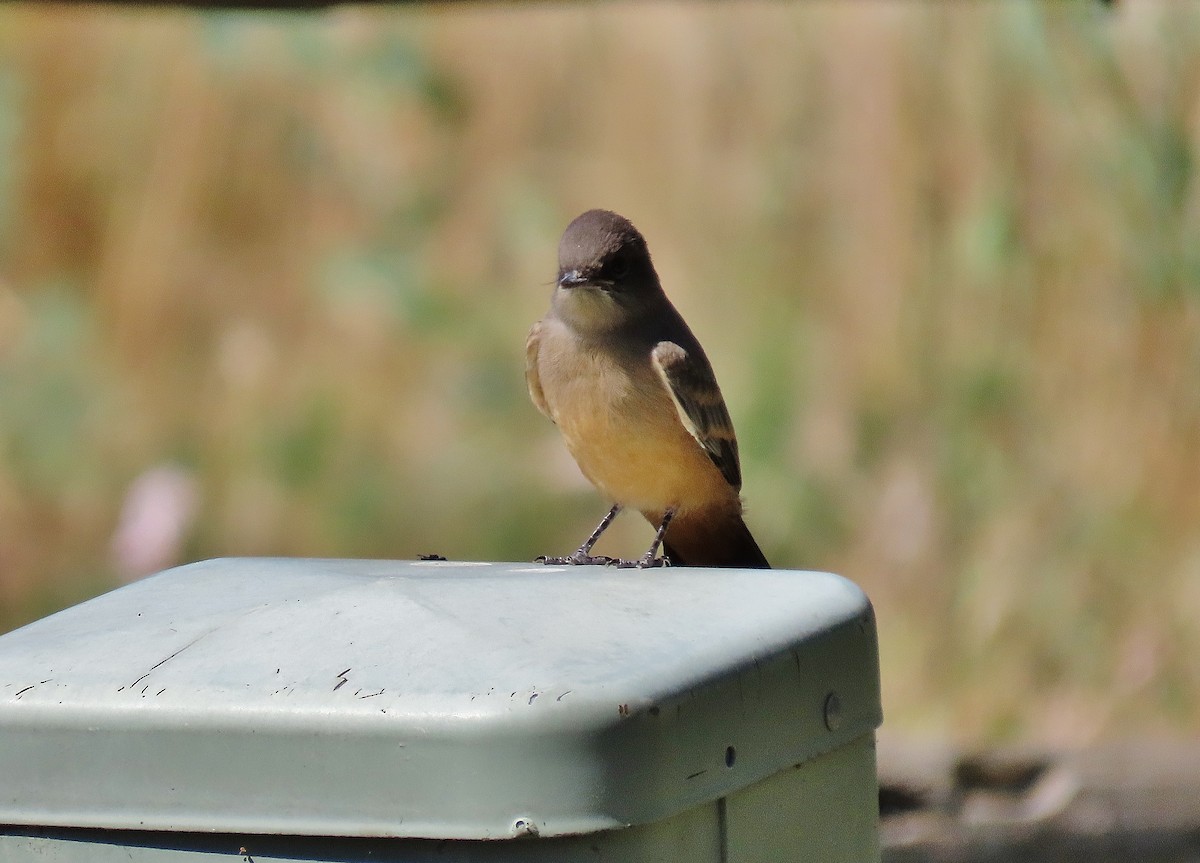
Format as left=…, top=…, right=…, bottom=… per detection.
left=1, top=3, right=1197, bottom=742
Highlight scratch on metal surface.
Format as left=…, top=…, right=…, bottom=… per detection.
left=119, top=627, right=222, bottom=691
left=10, top=678, right=53, bottom=700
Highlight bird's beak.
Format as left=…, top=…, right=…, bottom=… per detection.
left=557, top=269, right=588, bottom=289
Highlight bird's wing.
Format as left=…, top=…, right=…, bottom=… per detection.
left=652, top=341, right=742, bottom=491
left=525, top=321, right=552, bottom=421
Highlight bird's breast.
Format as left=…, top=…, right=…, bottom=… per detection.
left=537, top=332, right=735, bottom=514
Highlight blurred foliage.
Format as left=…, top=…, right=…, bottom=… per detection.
left=1, top=3, right=1199, bottom=742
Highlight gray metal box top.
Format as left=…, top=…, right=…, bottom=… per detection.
left=0, top=558, right=880, bottom=840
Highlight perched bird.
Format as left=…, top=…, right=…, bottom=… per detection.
left=526, top=209, right=770, bottom=569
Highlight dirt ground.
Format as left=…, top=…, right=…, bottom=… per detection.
left=879, top=735, right=1200, bottom=862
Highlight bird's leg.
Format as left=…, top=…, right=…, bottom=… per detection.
left=567, top=503, right=621, bottom=563
left=536, top=504, right=621, bottom=565
left=617, top=508, right=676, bottom=569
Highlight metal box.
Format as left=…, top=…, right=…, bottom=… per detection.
left=0, top=558, right=881, bottom=861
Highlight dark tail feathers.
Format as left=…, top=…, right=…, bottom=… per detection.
left=662, top=512, right=770, bottom=569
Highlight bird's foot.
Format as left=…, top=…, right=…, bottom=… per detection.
left=612, top=554, right=672, bottom=569
left=536, top=551, right=617, bottom=566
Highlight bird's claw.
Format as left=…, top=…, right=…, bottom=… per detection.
left=611, top=555, right=671, bottom=569
left=535, top=552, right=617, bottom=566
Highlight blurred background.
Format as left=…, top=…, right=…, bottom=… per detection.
left=0, top=2, right=1197, bottom=746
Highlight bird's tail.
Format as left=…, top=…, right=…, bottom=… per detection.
left=660, top=510, right=770, bottom=569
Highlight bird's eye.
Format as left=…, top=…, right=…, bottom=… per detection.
left=605, top=252, right=631, bottom=282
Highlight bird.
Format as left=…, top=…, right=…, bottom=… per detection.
left=525, top=209, right=770, bottom=569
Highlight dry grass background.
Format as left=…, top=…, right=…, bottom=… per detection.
left=1, top=2, right=1198, bottom=743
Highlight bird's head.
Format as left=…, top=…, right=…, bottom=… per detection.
left=552, top=209, right=664, bottom=334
